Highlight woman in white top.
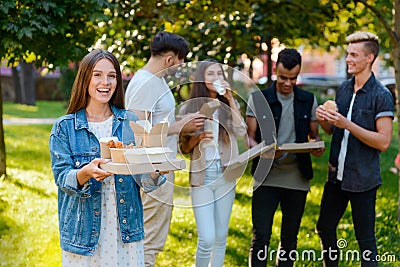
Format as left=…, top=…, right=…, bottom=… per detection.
left=179, top=59, right=247, bottom=267
left=50, top=49, right=165, bottom=267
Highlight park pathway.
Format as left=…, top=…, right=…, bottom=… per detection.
left=3, top=118, right=56, bottom=125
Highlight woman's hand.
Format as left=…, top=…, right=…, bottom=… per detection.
left=77, top=158, right=112, bottom=186
left=180, top=130, right=213, bottom=154
left=173, top=113, right=206, bottom=134
left=220, top=82, right=245, bottom=130
left=195, top=130, right=214, bottom=144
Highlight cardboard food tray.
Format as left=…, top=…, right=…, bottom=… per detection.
left=278, top=141, right=324, bottom=153
left=223, top=141, right=276, bottom=169
left=199, top=99, right=221, bottom=117
left=100, top=159, right=186, bottom=175
left=129, top=121, right=168, bottom=147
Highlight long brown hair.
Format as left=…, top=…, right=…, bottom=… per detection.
left=187, top=59, right=232, bottom=142
left=66, top=49, right=124, bottom=114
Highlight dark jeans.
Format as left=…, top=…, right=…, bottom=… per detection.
left=316, top=180, right=378, bottom=267
left=250, top=186, right=308, bottom=267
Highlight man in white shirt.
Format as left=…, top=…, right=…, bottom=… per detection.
left=125, top=31, right=205, bottom=267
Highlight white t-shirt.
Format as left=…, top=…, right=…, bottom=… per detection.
left=125, top=69, right=177, bottom=156
left=62, top=116, right=145, bottom=266
left=204, top=110, right=221, bottom=161
left=246, top=92, right=318, bottom=191
left=337, top=93, right=356, bottom=181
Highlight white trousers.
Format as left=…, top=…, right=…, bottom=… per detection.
left=191, top=160, right=236, bottom=267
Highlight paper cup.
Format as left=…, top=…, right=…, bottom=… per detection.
left=213, top=80, right=226, bottom=95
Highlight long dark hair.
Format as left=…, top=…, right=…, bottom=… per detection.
left=187, top=59, right=232, bottom=142
left=66, top=49, right=124, bottom=114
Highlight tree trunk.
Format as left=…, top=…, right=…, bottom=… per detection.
left=19, top=61, right=35, bottom=106
left=0, top=76, right=6, bottom=176
left=12, top=66, right=22, bottom=103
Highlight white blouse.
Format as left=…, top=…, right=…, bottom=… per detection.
left=62, top=115, right=144, bottom=267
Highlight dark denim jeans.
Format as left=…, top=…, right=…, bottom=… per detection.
left=250, top=186, right=308, bottom=267
left=316, top=180, right=378, bottom=267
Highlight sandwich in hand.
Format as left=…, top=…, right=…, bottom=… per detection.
left=323, top=100, right=338, bottom=112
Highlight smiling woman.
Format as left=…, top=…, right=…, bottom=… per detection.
left=49, top=49, right=166, bottom=267
left=66, top=49, right=124, bottom=116
left=86, top=58, right=117, bottom=121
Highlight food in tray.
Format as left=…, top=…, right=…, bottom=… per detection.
left=98, top=133, right=184, bottom=174
left=106, top=140, right=134, bottom=149
left=101, top=139, right=173, bottom=164
left=99, top=137, right=118, bottom=158
left=105, top=140, right=136, bottom=163
left=99, top=137, right=136, bottom=163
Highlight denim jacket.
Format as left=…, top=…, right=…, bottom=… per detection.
left=329, top=74, right=394, bottom=192
left=49, top=105, right=166, bottom=256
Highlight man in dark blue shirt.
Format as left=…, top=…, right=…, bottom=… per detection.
left=315, top=31, right=394, bottom=267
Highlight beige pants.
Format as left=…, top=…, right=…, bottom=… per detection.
left=140, top=172, right=174, bottom=267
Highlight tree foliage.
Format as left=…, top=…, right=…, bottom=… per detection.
left=98, top=0, right=340, bottom=77
left=0, top=0, right=112, bottom=175
left=321, top=1, right=394, bottom=61
left=0, top=0, right=398, bottom=185
left=0, top=0, right=112, bottom=67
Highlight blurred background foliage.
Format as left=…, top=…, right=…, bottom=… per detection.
left=1, top=0, right=394, bottom=73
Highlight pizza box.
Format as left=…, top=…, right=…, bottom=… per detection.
left=277, top=141, right=325, bottom=153
left=100, top=158, right=186, bottom=175
left=223, top=141, right=276, bottom=169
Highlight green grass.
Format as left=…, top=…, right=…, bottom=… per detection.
left=0, top=101, right=399, bottom=266
left=0, top=125, right=61, bottom=267
left=159, top=127, right=400, bottom=266
left=3, top=100, right=67, bottom=118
